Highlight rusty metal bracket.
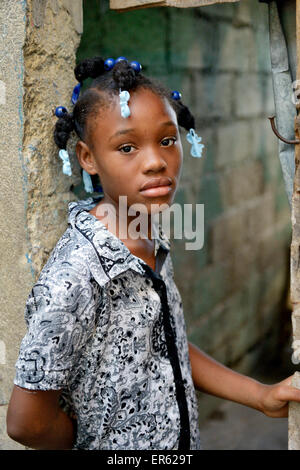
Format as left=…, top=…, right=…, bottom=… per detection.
left=268, top=115, right=300, bottom=144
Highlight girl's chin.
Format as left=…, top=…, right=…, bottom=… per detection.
left=141, top=199, right=174, bottom=216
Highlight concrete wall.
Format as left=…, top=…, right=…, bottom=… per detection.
left=78, top=0, right=292, bottom=420
left=0, top=0, right=29, bottom=450
left=24, top=0, right=83, bottom=274
left=0, top=0, right=83, bottom=449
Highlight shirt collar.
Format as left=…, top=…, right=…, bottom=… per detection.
left=68, top=195, right=170, bottom=286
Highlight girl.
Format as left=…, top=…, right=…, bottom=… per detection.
left=6, top=56, right=300, bottom=451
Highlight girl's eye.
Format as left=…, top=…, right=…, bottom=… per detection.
left=161, top=138, right=177, bottom=147
left=119, top=145, right=134, bottom=154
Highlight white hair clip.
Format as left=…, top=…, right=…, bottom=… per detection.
left=58, top=149, right=72, bottom=176
left=119, top=89, right=131, bottom=118
left=82, top=169, right=94, bottom=193
left=186, top=128, right=205, bottom=158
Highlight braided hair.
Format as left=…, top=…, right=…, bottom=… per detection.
left=54, top=57, right=195, bottom=190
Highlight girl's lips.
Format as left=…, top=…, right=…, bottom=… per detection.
left=139, top=185, right=173, bottom=197
left=140, top=176, right=172, bottom=191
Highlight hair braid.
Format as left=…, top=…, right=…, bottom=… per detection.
left=176, top=101, right=195, bottom=132
left=74, top=56, right=105, bottom=82
left=54, top=112, right=75, bottom=150
left=112, top=60, right=138, bottom=90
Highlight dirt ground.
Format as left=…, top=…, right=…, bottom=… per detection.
left=198, top=349, right=296, bottom=450
left=199, top=396, right=288, bottom=450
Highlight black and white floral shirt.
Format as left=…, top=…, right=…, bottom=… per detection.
left=14, top=195, right=201, bottom=450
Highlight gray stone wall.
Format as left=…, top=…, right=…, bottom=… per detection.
left=0, top=0, right=83, bottom=449
left=24, top=0, right=83, bottom=274
left=0, top=0, right=29, bottom=450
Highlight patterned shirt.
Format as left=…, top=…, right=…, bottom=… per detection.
left=14, top=195, right=201, bottom=450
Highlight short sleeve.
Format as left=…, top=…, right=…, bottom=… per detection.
left=14, top=260, right=98, bottom=391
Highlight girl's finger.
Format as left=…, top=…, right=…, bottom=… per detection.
left=276, top=386, right=300, bottom=403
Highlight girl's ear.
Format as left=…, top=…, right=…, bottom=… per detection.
left=76, top=140, right=98, bottom=175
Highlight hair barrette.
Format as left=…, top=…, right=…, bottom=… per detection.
left=186, top=129, right=204, bottom=158
left=119, top=89, right=131, bottom=119
left=59, top=149, right=72, bottom=176
left=82, top=169, right=94, bottom=193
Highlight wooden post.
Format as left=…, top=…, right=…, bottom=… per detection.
left=288, top=0, right=300, bottom=451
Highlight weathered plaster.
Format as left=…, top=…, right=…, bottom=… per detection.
left=0, top=0, right=83, bottom=449
left=24, top=0, right=83, bottom=275
left=0, top=0, right=30, bottom=450
left=289, top=372, right=300, bottom=449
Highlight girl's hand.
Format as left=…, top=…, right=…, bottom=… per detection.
left=259, top=376, right=300, bottom=418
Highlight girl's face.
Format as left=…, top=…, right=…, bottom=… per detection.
left=76, top=87, right=183, bottom=214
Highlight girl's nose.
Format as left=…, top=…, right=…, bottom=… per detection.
left=141, top=148, right=168, bottom=174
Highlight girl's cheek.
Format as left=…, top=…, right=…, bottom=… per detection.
left=176, top=153, right=183, bottom=172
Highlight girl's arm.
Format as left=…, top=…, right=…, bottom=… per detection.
left=188, top=341, right=300, bottom=417
left=6, top=385, right=76, bottom=449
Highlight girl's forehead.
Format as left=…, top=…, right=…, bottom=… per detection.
left=100, top=88, right=176, bottom=126
left=86, top=87, right=178, bottom=146
left=134, top=88, right=174, bottom=114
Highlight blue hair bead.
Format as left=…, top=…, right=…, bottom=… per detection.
left=104, top=58, right=115, bottom=71
left=171, top=90, right=182, bottom=101
left=71, top=83, right=81, bottom=105
left=130, top=60, right=142, bottom=73
left=115, top=56, right=128, bottom=63
left=55, top=106, right=68, bottom=118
